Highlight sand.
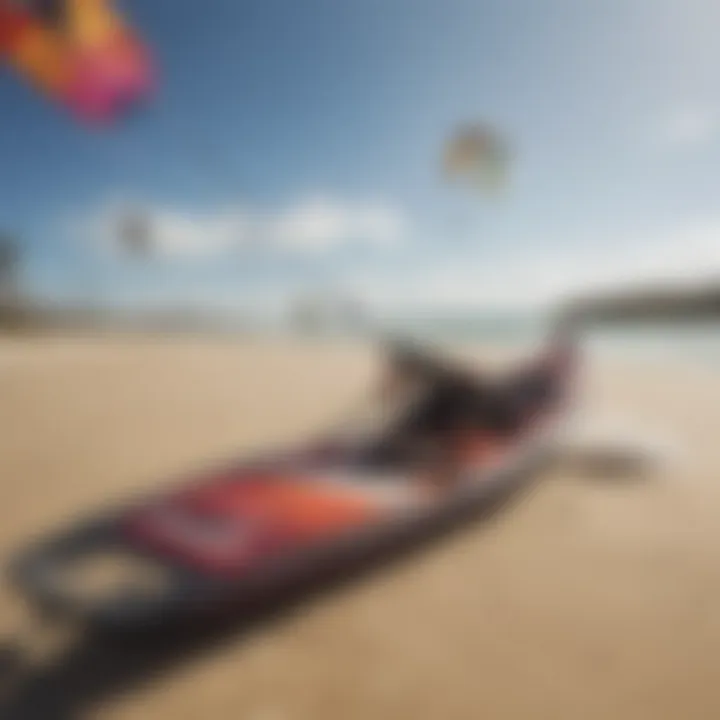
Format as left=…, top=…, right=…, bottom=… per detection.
left=1, top=335, right=719, bottom=720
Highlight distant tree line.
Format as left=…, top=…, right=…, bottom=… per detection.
left=0, top=233, right=27, bottom=330
left=560, top=283, right=720, bottom=326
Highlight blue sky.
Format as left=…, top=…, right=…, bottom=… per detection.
left=2, top=0, right=720, bottom=315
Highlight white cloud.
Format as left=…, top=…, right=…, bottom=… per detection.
left=653, top=105, right=720, bottom=149
left=272, top=197, right=404, bottom=253
left=342, top=220, right=720, bottom=312
left=82, top=196, right=406, bottom=259
left=556, top=220, right=720, bottom=297
left=81, top=200, right=249, bottom=258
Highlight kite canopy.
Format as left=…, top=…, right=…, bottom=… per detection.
left=443, top=123, right=510, bottom=195
left=0, top=0, right=153, bottom=123
left=116, top=207, right=153, bottom=258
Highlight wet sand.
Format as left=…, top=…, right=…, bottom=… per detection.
left=1, top=336, right=719, bottom=720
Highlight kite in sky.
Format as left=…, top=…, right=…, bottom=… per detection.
left=443, top=123, right=510, bottom=195
left=0, top=0, right=153, bottom=123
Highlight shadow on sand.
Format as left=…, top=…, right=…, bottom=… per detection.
left=0, top=470, right=542, bottom=720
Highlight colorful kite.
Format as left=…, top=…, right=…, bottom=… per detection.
left=0, top=0, right=153, bottom=123
left=443, top=123, right=510, bottom=195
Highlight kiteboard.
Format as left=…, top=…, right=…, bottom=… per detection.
left=8, top=339, right=574, bottom=633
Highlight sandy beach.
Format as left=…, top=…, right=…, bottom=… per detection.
left=1, top=335, right=720, bottom=720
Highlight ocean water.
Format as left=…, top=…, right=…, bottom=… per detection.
left=381, top=312, right=549, bottom=347
left=584, top=322, right=720, bottom=365
left=380, top=313, right=720, bottom=366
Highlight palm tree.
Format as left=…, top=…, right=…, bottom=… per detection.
left=0, top=234, right=21, bottom=328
